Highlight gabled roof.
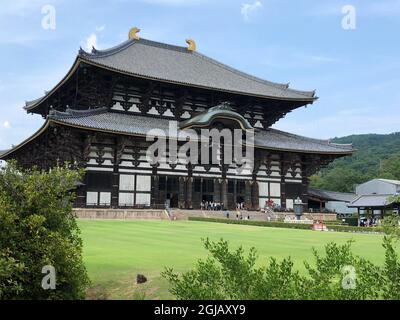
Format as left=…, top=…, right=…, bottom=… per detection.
left=79, top=38, right=317, bottom=101
left=348, top=194, right=395, bottom=208
left=376, top=179, right=400, bottom=186
left=25, top=38, right=317, bottom=112
left=308, top=188, right=356, bottom=202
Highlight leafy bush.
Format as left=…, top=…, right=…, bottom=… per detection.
left=163, top=237, right=400, bottom=300
left=188, top=217, right=384, bottom=234
left=0, top=162, right=90, bottom=300
left=188, top=217, right=312, bottom=230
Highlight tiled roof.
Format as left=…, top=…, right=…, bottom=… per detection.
left=308, top=188, right=356, bottom=202
left=348, top=194, right=395, bottom=208
left=78, top=38, right=317, bottom=101
left=48, top=108, right=354, bottom=155
left=0, top=150, right=9, bottom=157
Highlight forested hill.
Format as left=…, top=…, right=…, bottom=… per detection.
left=310, top=132, right=400, bottom=193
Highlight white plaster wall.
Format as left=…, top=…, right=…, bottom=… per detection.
left=270, top=183, right=281, bottom=197
left=99, top=192, right=111, bottom=206
left=119, top=174, right=135, bottom=191
left=119, top=193, right=134, bottom=206
left=136, top=175, right=151, bottom=192
left=136, top=193, right=151, bottom=205
left=286, top=199, right=294, bottom=210
left=259, top=182, right=269, bottom=198
left=86, top=192, right=98, bottom=205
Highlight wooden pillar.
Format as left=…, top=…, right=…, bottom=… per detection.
left=111, top=140, right=119, bottom=208
left=221, top=179, right=228, bottom=209
left=280, top=176, right=286, bottom=209
left=214, top=179, right=221, bottom=203
left=178, top=177, right=185, bottom=209
left=301, top=176, right=310, bottom=210
left=251, top=181, right=259, bottom=210
left=186, top=177, right=193, bottom=209
left=151, top=175, right=159, bottom=208
left=233, top=180, right=237, bottom=208
left=245, top=181, right=252, bottom=210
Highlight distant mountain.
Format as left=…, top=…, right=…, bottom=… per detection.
left=310, top=132, right=400, bottom=192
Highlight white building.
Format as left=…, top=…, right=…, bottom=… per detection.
left=356, top=179, right=400, bottom=196
left=349, top=179, right=400, bottom=218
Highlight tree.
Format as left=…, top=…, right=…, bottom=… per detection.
left=379, top=153, right=400, bottom=180
left=310, top=166, right=364, bottom=193
left=0, top=162, right=90, bottom=300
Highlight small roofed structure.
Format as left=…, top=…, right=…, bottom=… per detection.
left=308, top=188, right=356, bottom=216
left=348, top=194, right=399, bottom=218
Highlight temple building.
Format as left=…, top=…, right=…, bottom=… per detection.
left=0, top=28, right=354, bottom=210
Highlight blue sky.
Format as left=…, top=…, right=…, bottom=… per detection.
left=0, top=0, right=399, bottom=150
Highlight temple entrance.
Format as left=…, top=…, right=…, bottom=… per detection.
left=202, top=194, right=214, bottom=202
left=236, top=181, right=247, bottom=208
left=167, top=193, right=179, bottom=208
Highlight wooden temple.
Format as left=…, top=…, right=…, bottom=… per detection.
left=0, top=28, right=354, bottom=210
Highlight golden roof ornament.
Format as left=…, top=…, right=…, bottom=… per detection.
left=128, top=27, right=141, bottom=40
left=186, top=39, right=196, bottom=52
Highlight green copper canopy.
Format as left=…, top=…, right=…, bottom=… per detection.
left=179, top=103, right=254, bottom=130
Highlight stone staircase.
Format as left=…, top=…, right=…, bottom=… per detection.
left=172, top=209, right=269, bottom=222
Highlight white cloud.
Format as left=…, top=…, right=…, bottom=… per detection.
left=241, top=1, right=263, bottom=21
left=3, top=121, right=11, bottom=129
left=85, top=33, right=97, bottom=51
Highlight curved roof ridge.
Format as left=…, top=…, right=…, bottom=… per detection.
left=48, top=107, right=108, bottom=119
left=266, top=128, right=354, bottom=151
left=79, top=39, right=136, bottom=58
left=80, top=38, right=189, bottom=59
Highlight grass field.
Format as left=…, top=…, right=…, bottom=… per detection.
left=78, top=220, right=391, bottom=300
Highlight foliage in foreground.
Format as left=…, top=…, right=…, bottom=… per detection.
left=0, top=162, right=90, bottom=300
left=163, top=237, right=400, bottom=300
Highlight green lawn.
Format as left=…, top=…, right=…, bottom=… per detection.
left=78, top=220, right=390, bottom=300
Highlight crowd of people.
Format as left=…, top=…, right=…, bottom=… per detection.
left=200, top=201, right=247, bottom=211
left=200, top=201, right=225, bottom=211
left=200, top=200, right=251, bottom=221
left=359, top=218, right=380, bottom=227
